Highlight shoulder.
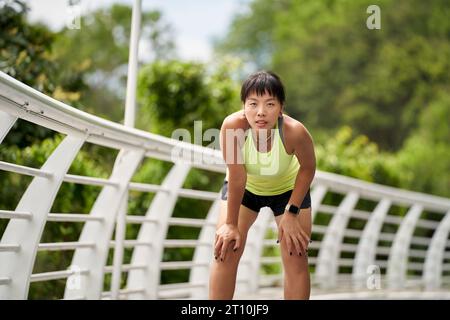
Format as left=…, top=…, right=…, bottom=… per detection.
left=221, top=111, right=250, bottom=131
left=282, top=114, right=313, bottom=152
left=282, top=114, right=316, bottom=168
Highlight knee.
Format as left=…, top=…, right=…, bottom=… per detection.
left=282, top=255, right=310, bottom=275
left=213, top=246, right=246, bottom=267
left=284, top=267, right=310, bottom=283
left=284, top=264, right=309, bottom=276
left=220, top=249, right=244, bottom=263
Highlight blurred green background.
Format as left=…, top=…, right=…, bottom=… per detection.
left=0, top=0, right=448, bottom=298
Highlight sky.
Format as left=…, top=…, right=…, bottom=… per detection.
left=26, top=0, right=251, bottom=62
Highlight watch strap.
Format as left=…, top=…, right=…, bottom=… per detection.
left=285, top=203, right=300, bottom=215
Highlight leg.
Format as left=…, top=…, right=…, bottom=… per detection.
left=275, top=207, right=312, bottom=300
left=209, top=201, right=258, bottom=300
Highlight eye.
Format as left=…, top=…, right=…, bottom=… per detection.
left=249, top=102, right=257, bottom=107
left=267, top=103, right=275, bottom=107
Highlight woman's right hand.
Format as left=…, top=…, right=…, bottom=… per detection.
left=214, top=223, right=242, bottom=262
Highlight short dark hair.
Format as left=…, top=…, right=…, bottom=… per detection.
left=240, top=71, right=285, bottom=104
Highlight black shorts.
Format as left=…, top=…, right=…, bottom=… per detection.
left=220, top=180, right=311, bottom=216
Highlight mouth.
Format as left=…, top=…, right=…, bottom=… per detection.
left=255, top=120, right=268, bottom=127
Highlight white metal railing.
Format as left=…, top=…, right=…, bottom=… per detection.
left=1, top=71, right=450, bottom=299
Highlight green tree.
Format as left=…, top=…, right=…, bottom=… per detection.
left=394, top=89, right=450, bottom=197
left=216, top=0, right=450, bottom=152
left=52, top=4, right=176, bottom=123
left=214, top=0, right=280, bottom=70
left=316, top=126, right=400, bottom=186
left=0, top=0, right=86, bottom=148
left=137, top=58, right=241, bottom=137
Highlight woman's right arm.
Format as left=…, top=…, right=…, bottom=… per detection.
left=221, top=116, right=246, bottom=225
left=215, top=116, right=246, bottom=260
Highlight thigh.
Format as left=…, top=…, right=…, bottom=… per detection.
left=216, top=200, right=259, bottom=237
left=275, top=207, right=312, bottom=238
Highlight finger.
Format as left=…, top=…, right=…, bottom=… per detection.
left=290, top=234, right=301, bottom=256
left=229, top=239, right=236, bottom=254
left=214, top=234, right=219, bottom=253
left=214, top=236, right=223, bottom=253
left=220, top=240, right=229, bottom=262
left=233, top=237, right=240, bottom=251
left=294, top=230, right=306, bottom=254
left=284, top=234, right=293, bottom=256
left=278, top=227, right=284, bottom=244
left=291, top=235, right=302, bottom=256
left=225, top=239, right=238, bottom=260
left=214, top=237, right=223, bottom=259
left=300, top=229, right=310, bottom=253
left=301, top=234, right=309, bottom=255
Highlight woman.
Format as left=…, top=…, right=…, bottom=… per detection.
left=209, top=71, right=316, bottom=300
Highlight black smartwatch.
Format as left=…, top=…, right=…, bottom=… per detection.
left=285, top=203, right=300, bottom=215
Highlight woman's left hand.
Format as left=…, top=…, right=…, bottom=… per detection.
left=278, top=213, right=310, bottom=256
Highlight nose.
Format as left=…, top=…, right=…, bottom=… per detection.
left=256, top=105, right=265, bottom=117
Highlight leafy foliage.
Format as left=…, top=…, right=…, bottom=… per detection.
left=0, top=0, right=86, bottom=148
left=137, top=58, right=241, bottom=138
left=1, top=0, right=448, bottom=298
left=217, top=0, right=450, bottom=152
left=52, top=4, right=176, bottom=122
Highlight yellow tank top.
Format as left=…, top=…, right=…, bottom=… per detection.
left=225, top=116, right=300, bottom=195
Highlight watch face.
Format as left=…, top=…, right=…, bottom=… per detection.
left=288, top=205, right=299, bottom=214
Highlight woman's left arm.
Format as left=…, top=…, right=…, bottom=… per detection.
left=288, top=122, right=316, bottom=208
left=278, top=122, right=316, bottom=255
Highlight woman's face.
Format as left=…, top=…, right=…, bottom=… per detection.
left=243, top=91, right=282, bottom=133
